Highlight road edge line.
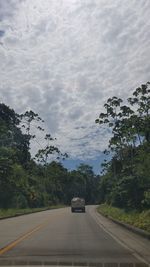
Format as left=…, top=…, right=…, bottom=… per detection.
left=90, top=207, right=150, bottom=265
left=97, top=208, right=150, bottom=240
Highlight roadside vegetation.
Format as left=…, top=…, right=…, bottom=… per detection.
left=0, top=205, right=65, bottom=219
left=96, top=82, right=150, bottom=230
left=97, top=204, right=150, bottom=233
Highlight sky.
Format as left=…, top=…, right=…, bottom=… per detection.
left=0, top=0, right=150, bottom=174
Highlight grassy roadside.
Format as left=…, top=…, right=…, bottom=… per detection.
left=0, top=205, right=65, bottom=219
left=97, top=204, right=150, bottom=233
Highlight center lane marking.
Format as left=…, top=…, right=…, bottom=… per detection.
left=0, top=219, right=50, bottom=256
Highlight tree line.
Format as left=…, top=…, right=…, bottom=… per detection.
left=96, top=82, right=150, bottom=210
left=0, top=104, right=99, bottom=208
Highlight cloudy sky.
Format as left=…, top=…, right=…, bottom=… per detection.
left=0, top=0, right=150, bottom=173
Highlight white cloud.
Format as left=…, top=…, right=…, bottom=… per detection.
left=0, top=0, right=150, bottom=160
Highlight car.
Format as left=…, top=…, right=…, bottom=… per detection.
left=71, top=197, right=85, bottom=213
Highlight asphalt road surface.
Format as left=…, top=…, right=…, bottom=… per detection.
left=0, top=206, right=150, bottom=266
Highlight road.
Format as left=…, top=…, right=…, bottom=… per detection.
left=0, top=206, right=150, bottom=266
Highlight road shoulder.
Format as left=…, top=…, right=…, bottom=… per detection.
left=89, top=206, right=150, bottom=265
left=97, top=208, right=150, bottom=240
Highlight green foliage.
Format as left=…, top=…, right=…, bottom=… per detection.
left=0, top=103, right=100, bottom=209
left=96, top=82, right=150, bottom=210
left=142, top=190, right=150, bottom=208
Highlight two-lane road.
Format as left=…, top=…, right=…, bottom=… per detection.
left=0, top=206, right=149, bottom=266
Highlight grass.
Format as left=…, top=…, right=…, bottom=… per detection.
left=0, top=205, right=65, bottom=219
left=97, top=203, right=150, bottom=233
